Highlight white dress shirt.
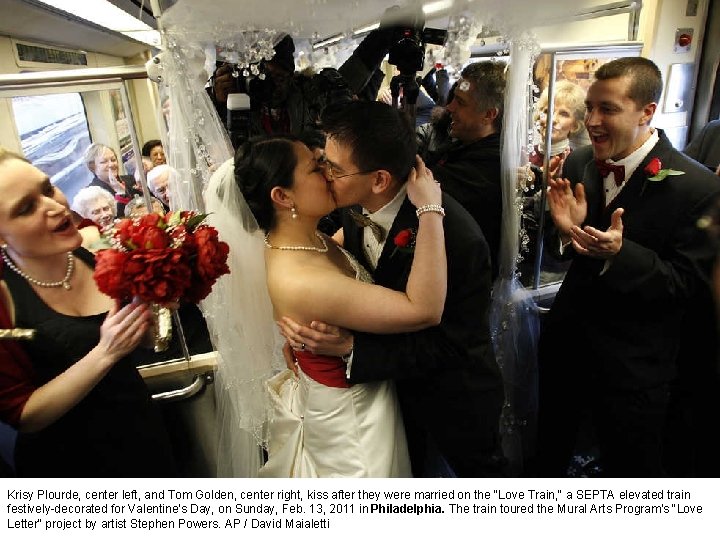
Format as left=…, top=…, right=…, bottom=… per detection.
left=601, top=129, right=659, bottom=206
left=360, top=185, right=408, bottom=270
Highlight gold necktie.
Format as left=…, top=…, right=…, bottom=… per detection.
left=349, top=209, right=385, bottom=242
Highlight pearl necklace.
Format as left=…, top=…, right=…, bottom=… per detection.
left=1, top=248, right=74, bottom=290
left=264, top=231, right=329, bottom=253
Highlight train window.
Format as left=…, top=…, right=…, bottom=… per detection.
left=11, top=92, right=91, bottom=205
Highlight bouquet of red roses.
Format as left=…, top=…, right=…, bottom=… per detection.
left=94, top=211, right=230, bottom=304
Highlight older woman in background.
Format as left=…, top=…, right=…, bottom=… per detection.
left=529, top=80, right=587, bottom=169
left=83, top=143, right=139, bottom=216
left=142, top=139, right=166, bottom=167
left=146, top=164, right=174, bottom=212
left=71, top=186, right=116, bottom=231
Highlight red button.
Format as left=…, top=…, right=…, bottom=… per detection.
left=678, top=34, right=692, bottom=47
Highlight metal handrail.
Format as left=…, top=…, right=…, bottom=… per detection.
left=151, top=371, right=214, bottom=403
left=0, top=65, right=148, bottom=88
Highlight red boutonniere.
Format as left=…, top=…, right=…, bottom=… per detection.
left=644, top=157, right=685, bottom=181
left=391, top=228, right=417, bottom=257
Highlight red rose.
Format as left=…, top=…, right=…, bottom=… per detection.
left=193, top=227, right=230, bottom=281
left=393, top=228, right=413, bottom=248
left=115, top=219, right=134, bottom=246
left=126, top=249, right=192, bottom=303
left=139, top=213, right=163, bottom=229
left=644, top=157, right=662, bottom=176
left=94, top=250, right=132, bottom=299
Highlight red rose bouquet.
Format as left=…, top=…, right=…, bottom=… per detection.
left=94, top=211, right=230, bottom=304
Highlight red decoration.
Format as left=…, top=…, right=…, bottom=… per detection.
left=94, top=211, right=229, bottom=304
left=644, top=157, right=662, bottom=177
left=393, top=228, right=413, bottom=248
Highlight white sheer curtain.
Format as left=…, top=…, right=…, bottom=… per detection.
left=490, top=39, right=541, bottom=475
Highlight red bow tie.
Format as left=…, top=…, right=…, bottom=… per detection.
left=595, top=160, right=625, bottom=186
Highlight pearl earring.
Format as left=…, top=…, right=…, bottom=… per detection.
left=291, top=206, right=298, bottom=220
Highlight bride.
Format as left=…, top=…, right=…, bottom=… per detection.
left=205, top=135, right=445, bottom=477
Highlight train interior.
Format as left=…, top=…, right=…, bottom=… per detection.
left=0, top=0, right=718, bottom=476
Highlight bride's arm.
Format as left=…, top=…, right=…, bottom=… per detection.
left=274, top=159, right=446, bottom=334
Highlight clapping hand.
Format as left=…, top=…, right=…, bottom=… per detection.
left=547, top=177, right=588, bottom=242
left=570, top=208, right=624, bottom=260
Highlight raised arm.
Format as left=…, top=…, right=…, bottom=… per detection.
left=271, top=157, right=446, bottom=334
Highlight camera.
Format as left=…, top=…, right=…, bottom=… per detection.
left=385, top=7, right=447, bottom=119
left=387, top=11, right=447, bottom=75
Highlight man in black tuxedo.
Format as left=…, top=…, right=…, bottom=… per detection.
left=279, top=101, right=505, bottom=477
left=536, top=57, right=720, bottom=477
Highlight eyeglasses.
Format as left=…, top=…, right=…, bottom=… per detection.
left=318, top=155, right=375, bottom=181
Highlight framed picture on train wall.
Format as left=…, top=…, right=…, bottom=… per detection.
left=109, top=89, right=134, bottom=168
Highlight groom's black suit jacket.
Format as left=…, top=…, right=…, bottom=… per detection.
left=341, top=192, right=505, bottom=477
left=537, top=130, right=720, bottom=475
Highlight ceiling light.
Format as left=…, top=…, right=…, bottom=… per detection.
left=312, top=34, right=344, bottom=50
left=36, top=0, right=160, bottom=47
left=352, top=22, right=380, bottom=37
left=422, top=0, right=454, bottom=15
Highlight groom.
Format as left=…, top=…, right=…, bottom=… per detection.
left=279, top=101, right=505, bottom=477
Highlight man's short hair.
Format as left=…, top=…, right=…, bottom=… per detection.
left=594, top=57, right=663, bottom=109
left=460, top=61, right=507, bottom=129
left=320, top=101, right=416, bottom=183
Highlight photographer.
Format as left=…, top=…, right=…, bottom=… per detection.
left=209, top=26, right=396, bottom=147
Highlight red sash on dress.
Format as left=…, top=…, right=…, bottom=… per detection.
left=293, top=351, right=350, bottom=388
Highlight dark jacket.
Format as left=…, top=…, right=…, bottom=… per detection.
left=684, top=119, right=720, bottom=172
left=422, top=132, right=503, bottom=278
left=536, top=130, right=720, bottom=476
left=343, top=193, right=505, bottom=477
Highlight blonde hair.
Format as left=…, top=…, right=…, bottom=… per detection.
left=534, top=80, right=586, bottom=135
left=84, top=143, right=115, bottom=173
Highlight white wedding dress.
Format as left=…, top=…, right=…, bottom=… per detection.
left=259, top=247, right=411, bottom=478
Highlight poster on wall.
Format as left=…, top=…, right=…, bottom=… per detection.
left=109, top=89, right=134, bottom=170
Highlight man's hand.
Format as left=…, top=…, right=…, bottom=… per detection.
left=547, top=177, right=588, bottom=241
left=282, top=342, right=298, bottom=376
left=213, top=64, right=237, bottom=104
left=277, top=317, right=353, bottom=357
left=570, top=208, right=624, bottom=259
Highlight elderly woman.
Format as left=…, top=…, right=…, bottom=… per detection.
left=71, top=186, right=116, bottom=230
left=146, top=164, right=174, bottom=211
left=141, top=139, right=166, bottom=167
left=0, top=147, right=176, bottom=477
left=83, top=143, right=139, bottom=216
left=529, top=80, right=587, bottom=168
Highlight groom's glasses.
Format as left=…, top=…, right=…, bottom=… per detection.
left=318, top=155, right=375, bottom=181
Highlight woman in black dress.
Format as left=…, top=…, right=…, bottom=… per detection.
left=0, top=147, right=176, bottom=477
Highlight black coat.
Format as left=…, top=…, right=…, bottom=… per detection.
left=423, top=133, right=503, bottom=278
left=536, top=130, right=720, bottom=476
left=541, top=131, right=720, bottom=389
left=86, top=175, right=139, bottom=217
left=342, top=193, right=505, bottom=477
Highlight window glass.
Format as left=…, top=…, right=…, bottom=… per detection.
left=11, top=93, right=91, bottom=205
